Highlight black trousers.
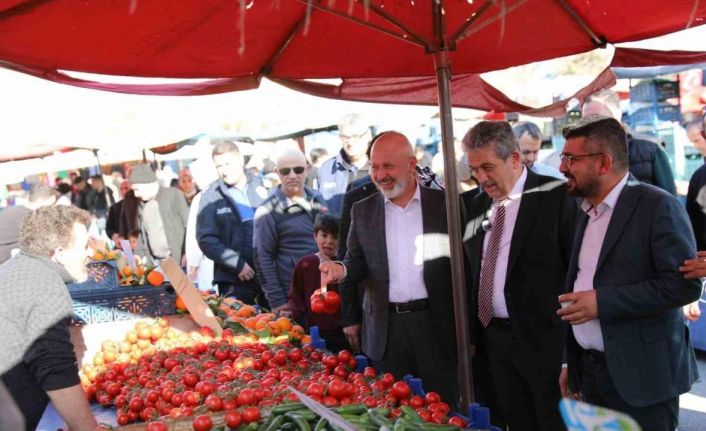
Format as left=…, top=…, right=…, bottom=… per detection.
left=482, top=320, right=564, bottom=431
left=373, top=309, right=459, bottom=410
left=580, top=349, right=678, bottom=431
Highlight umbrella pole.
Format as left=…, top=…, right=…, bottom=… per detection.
left=433, top=50, right=475, bottom=409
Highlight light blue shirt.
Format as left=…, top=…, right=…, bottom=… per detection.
left=226, top=184, right=255, bottom=221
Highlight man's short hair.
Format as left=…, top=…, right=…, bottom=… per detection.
left=313, top=213, right=339, bottom=238
left=90, top=174, right=103, bottom=182
left=20, top=206, right=91, bottom=257
left=212, top=140, right=241, bottom=157
left=57, top=183, right=72, bottom=195
left=28, top=183, right=55, bottom=203
left=73, top=176, right=85, bottom=185
left=462, top=121, right=520, bottom=160
left=338, top=113, right=369, bottom=133
left=512, top=121, right=543, bottom=141
left=563, top=115, right=629, bottom=171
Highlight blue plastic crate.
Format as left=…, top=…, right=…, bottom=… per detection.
left=627, top=103, right=681, bottom=126
left=630, top=79, right=679, bottom=103
left=70, top=283, right=176, bottom=325
left=67, top=260, right=119, bottom=292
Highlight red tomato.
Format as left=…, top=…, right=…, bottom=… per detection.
left=205, top=394, right=223, bottom=412
left=147, top=421, right=168, bottom=431
left=363, top=396, right=378, bottom=408
left=363, top=367, right=377, bottom=378
left=448, top=416, right=467, bottom=428
left=409, top=395, right=425, bottom=408
left=322, top=396, right=339, bottom=407
left=224, top=410, right=242, bottom=429
left=128, top=397, right=144, bottom=413
left=182, top=372, right=199, bottom=387
left=306, top=382, right=326, bottom=398
left=311, top=299, right=326, bottom=314
left=425, top=391, right=441, bottom=405
left=288, top=348, right=303, bottom=362
left=116, top=413, right=130, bottom=426
left=237, top=388, right=257, bottom=406
left=324, top=291, right=341, bottom=307
left=241, top=406, right=261, bottom=423
left=380, top=373, right=395, bottom=388
left=390, top=381, right=411, bottom=399
left=429, top=402, right=451, bottom=414
left=192, top=414, right=213, bottom=431
left=196, top=381, right=215, bottom=396
left=430, top=411, right=447, bottom=424
left=327, top=380, right=348, bottom=400
left=417, top=408, right=432, bottom=422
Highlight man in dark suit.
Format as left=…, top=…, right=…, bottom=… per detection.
left=557, top=116, right=701, bottom=431
left=320, top=131, right=458, bottom=406
left=461, top=121, right=576, bottom=430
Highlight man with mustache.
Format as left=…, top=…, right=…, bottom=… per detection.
left=320, top=132, right=458, bottom=407
left=557, top=116, right=700, bottom=431
left=254, top=148, right=327, bottom=313
left=461, top=121, right=576, bottom=430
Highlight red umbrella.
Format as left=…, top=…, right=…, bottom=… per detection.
left=1, top=0, right=705, bottom=408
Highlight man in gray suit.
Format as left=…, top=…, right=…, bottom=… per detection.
left=321, top=132, right=458, bottom=406
left=557, top=116, right=701, bottom=431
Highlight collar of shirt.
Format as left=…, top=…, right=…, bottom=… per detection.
left=580, top=172, right=630, bottom=218
left=383, top=181, right=421, bottom=211
left=507, top=166, right=528, bottom=201
left=274, top=186, right=313, bottom=211
left=336, top=150, right=368, bottom=174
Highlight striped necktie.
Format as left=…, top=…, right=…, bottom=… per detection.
left=478, top=199, right=507, bottom=327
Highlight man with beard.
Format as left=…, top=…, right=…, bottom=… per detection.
left=0, top=206, right=97, bottom=430
left=254, top=149, right=327, bottom=312
left=461, top=121, right=576, bottom=430
left=557, top=116, right=700, bottom=431
left=320, top=132, right=458, bottom=407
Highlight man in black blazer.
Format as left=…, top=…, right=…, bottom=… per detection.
left=462, top=121, right=576, bottom=430
left=557, top=116, right=701, bottom=431
left=321, top=131, right=458, bottom=406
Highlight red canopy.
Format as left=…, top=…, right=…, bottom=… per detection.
left=0, top=1, right=704, bottom=85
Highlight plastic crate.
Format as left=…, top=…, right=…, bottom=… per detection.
left=70, top=283, right=176, bottom=325
left=627, top=103, right=681, bottom=126
left=630, top=79, right=679, bottom=103
left=67, top=260, right=119, bottom=292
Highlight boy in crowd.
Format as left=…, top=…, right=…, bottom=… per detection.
left=286, top=213, right=349, bottom=353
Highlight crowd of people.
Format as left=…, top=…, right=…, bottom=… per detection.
left=1, top=98, right=706, bottom=430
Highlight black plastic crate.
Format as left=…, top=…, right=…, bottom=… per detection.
left=70, top=284, right=176, bottom=325
left=627, top=103, right=682, bottom=126
left=630, top=79, right=679, bottom=103
left=67, top=260, right=119, bottom=292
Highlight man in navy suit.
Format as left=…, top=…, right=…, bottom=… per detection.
left=557, top=116, right=701, bottom=431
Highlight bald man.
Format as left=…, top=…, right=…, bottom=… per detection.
left=321, top=132, right=458, bottom=407
left=253, top=148, right=328, bottom=311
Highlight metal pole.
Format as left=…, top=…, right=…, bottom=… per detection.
left=431, top=1, right=474, bottom=409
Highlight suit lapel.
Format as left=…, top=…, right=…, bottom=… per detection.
left=566, top=211, right=589, bottom=292
left=373, top=193, right=390, bottom=284
left=596, top=179, right=641, bottom=272
left=506, top=170, right=541, bottom=279
left=463, top=192, right=492, bottom=302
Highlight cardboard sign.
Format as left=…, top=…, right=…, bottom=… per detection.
left=159, top=257, right=222, bottom=336
left=119, top=239, right=137, bottom=270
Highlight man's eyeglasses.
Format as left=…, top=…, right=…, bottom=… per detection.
left=279, top=166, right=305, bottom=176
left=340, top=131, right=369, bottom=142
left=559, top=152, right=603, bottom=166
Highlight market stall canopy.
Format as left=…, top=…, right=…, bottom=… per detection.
left=0, top=1, right=704, bottom=92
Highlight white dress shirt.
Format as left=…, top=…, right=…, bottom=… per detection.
left=572, top=172, right=630, bottom=351
left=481, top=167, right=527, bottom=318
left=385, top=183, right=428, bottom=302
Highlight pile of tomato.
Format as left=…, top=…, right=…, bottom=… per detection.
left=309, top=288, right=341, bottom=314
left=84, top=333, right=459, bottom=429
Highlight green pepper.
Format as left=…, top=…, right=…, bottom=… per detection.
left=272, top=403, right=306, bottom=415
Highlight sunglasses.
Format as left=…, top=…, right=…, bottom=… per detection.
left=279, top=166, right=305, bottom=175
